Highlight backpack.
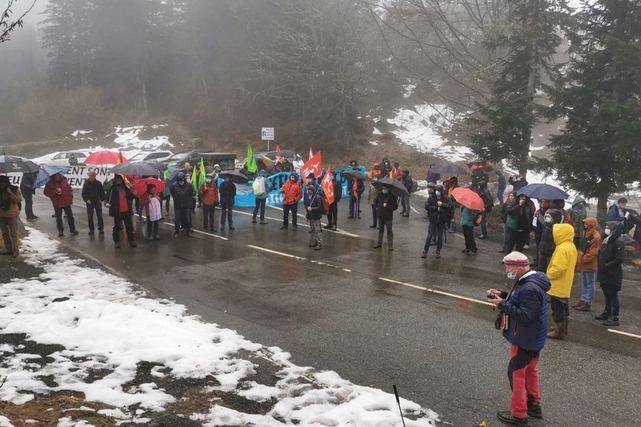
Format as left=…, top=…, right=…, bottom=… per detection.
left=252, top=178, right=266, bottom=197
left=411, top=179, right=419, bottom=193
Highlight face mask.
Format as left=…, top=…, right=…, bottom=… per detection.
left=382, top=189, right=389, bottom=194
left=583, top=225, right=588, bottom=230
left=225, top=178, right=230, bottom=182
left=206, top=179, right=212, bottom=185
left=605, top=229, right=611, bottom=236
left=507, top=272, right=517, bottom=280
left=290, top=177, right=296, bottom=181
left=544, top=217, right=552, bottom=224
left=435, top=191, right=441, bottom=196
left=575, top=205, right=584, bottom=212
left=178, top=179, right=185, bottom=183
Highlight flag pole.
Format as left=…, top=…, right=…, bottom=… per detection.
left=392, top=385, right=407, bottom=427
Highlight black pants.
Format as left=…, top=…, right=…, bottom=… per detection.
left=506, top=228, right=528, bottom=253
left=601, top=283, right=620, bottom=317
left=174, top=206, right=191, bottom=232
left=112, top=211, right=135, bottom=243
left=23, top=190, right=34, bottom=218
left=371, top=205, right=377, bottom=227
left=147, top=219, right=159, bottom=237
left=327, top=202, right=338, bottom=227
left=282, top=203, right=298, bottom=228
left=54, top=206, right=76, bottom=233
left=203, top=204, right=216, bottom=230
left=349, top=195, right=361, bottom=218
left=462, top=225, right=477, bottom=252
left=377, top=219, right=393, bottom=246
left=220, top=203, right=233, bottom=226
left=549, top=296, right=569, bottom=323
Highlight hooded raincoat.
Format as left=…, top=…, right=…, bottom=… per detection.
left=546, top=223, right=578, bottom=298
left=577, top=217, right=601, bottom=272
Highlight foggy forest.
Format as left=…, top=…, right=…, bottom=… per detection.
left=1, top=0, right=640, bottom=213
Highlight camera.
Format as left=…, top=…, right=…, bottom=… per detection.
left=486, top=292, right=496, bottom=299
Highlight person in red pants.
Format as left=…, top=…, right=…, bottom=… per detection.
left=487, top=252, right=551, bottom=426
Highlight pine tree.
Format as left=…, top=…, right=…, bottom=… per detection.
left=547, top=0, right=641, bottom=222
left=468, top=0, right=568, bottom=176
left=41, top=0, right=95, bottom=87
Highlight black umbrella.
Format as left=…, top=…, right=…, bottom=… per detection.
left=341, top=169, right=368, bottom=180
left=430, top=162, right=468, bottom=175
left=109, top=162, right=161, bottom=177
left=219, top=170, right=249, bottom=184
left=142, top=160, right=168, bottom=171
left=264, top=150, right=296, bottom=160
left=373, top=177, right=409, bottom=198
left=0, top=155, right=39, bottom=174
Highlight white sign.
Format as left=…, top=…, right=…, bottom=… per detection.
left=261, top=127, right=274, bottom=141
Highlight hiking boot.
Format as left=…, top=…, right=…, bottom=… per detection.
left=388, top=244, right=393, bottom=251
left=173, top=232, right=179, bottom=238
left=70, top=229, right=79, bottom=235
left=280, top=226, right=288, bottom=230
left=129, top=241, right=137, bottom=248
left=527, top=404, right=543, bottom=419
left=154, top=235, right=161, bottom=240
left=99, top=229, right=104, bottom=235
left=323, top=224, right=332, bottom=229
left=496, top=410, right=529, bottom=426
left=574, top=301, right=591, bottom=312
left=373, top=244, right=382, bottom=249
left=148, top=235, right=154, bottom=241
left=594, top=312, right=609, bottom=321
left=571, top=300, right=583, bottom=308
left=421, top=251, right=427, bottom=259
left=332, top=225, right=337, bottom=231
left=58, top=232, right=64, bottom=237
left=603, top=317, right=620, bottom=327
left=314, top=243, right=323, bottom=251
left=309, top=243, right=317, bottom=247
left=186, top=231, right=194, bottom=237
left=11, top=251, right=19, bottom=258
left=260, top=220, right=268, bottom=224
left=369, top=225, right=377, bottom=228
left=252, top=219, right=257, bottom=223
left=88, top=230, right=95, bottom=235
left=292, top=226, right=297, bottom=231
left=462, top=248, right=469, bottom=253
left=435, top=251, right=441, bottom=259
left=477, top=233, right=486, bottom=239
left=547, top=322, right=565, bottom=340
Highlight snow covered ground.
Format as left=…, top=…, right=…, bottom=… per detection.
left=0, top=230, right=438, bottom=426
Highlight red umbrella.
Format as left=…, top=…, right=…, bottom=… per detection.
left=451, top=187, right=484, bottom=211
left=131, top=177, right=166, bottom=197
left=84, top=151, right=128, bottom=165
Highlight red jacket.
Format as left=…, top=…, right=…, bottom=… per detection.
left=44, top=177, right=74, bottom=208
left=198, top=183, right=219, bottom=206
left=281, top=180, right=302, bottom=205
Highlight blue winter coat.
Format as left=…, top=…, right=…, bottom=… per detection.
left=498, top=271, right=551, bottom=351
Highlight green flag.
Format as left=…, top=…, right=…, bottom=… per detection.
left=198, top=157, right=206, bottom=187
left=246, top=144, right=258, bottom=173
left=191, top=165, right=198, bottom=198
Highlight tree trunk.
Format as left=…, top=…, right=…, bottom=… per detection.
left=140, top=62, right=148, bottom=117
left=596, top=194, right=608, bottom=228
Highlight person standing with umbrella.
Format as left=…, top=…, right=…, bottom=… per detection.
left=422, top=184, right=452, bottom=259
left=373, top=184, right=398, bottom=251
left=346, top=161, right=364, bottom=219
left=81, top=170, right=105, bottom=235
left=20, top=171, right=38, bottom=221
left=0, top=175, right=22, bottom=258
left=451, top=187, right=484, bottom=255
left=505, top=193, right=533, bottom=253
left=105, top=174, right=137, bottom=249
left=44, top=173, right=79, bottom=237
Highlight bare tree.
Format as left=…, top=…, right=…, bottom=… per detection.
left=1, top=0, right=36, bottom=43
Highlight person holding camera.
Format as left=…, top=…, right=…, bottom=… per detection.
left=487, top=251, right=551, bottom=426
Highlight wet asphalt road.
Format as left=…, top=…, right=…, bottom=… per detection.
left=25, top=193, right=641, bottom=427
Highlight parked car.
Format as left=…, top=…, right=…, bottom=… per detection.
left=163, top=149, right=211, bottom=167
left=42, top=150, right=93, bottom=167
left=128, top=150, right=173, bottom=163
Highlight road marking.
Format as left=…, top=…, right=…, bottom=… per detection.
left=188, top=227, right=229, bottom=240
left=379, top=277, right=494, bottom=306
left=608, top=329, right=641, bottom=339
left=411, top=206, right=420, bottom=215
left=247, top=245, right=306, bottom=260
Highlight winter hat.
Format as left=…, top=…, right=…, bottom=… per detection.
left=307, top=172, right=315, bottom=179
left=306, top=185, right=316, bottom=192
left=503, top=251, right=530, bottom=266
left=546, top=208, right=563, bottom=224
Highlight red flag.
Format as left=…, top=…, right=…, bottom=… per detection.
left=300, top=151, right=322, bottom=180
left=309, top=147, right=314, bottom=160
left=321, top=168, right=334, bottom=205
left=275, top=145, right=281, bottom=152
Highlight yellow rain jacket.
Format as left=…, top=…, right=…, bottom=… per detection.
left=546, top=223, right=578, bottom=298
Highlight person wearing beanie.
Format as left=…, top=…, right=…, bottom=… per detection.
left=373, top=184, right=398, bottom=251
left=595, top=221, right=625, bottom=327
left=545, top=223, right=578, bottom=339
left=304, top=184, right=323, bottom=250
left=487, top=251, right=550, bottom=426
left=537, top=208, right=563, bottom=272
left=0, top=175, right=22, bottom=257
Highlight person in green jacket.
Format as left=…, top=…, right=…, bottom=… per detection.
left=569, top=196, right=587, bottom=248
left=460, top=206, right=478, bottom=255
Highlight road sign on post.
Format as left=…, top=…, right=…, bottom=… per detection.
left=261, top=127, right=274, bottom=150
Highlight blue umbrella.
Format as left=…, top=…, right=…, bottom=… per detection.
left=34, top=165, right=69, bottom=189
left=517, top=183, right=569, bottom=200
